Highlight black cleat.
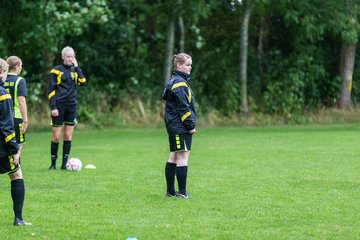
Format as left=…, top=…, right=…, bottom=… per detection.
left=165, top=191, right=176, bottom=197
left=176, top=192, right=190, bottom=199
left=14, top=218, right=32, bottom=226
left=61, top=165, right=67, bottom=170
left=48, top=165, right=56, bottom=170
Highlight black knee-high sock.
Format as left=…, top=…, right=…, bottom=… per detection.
left=176, top=166, right=188, bottom=194
left=11, top=179, right=25, bottom=220
left=62, top=140, right=72, bottom=166
left=51, top=141, right=59, bottom=165
left=165, top=162, right=177, bottom=194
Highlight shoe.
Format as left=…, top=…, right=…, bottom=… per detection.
left=48, top=165, right=56, bottom=170
left=14, top=218, right=32, bottom=226
left=165, top=191, right=176, bottom=197
left=61, top=165, right=67, bottom=170
left=176, top=192, right=190, bottom=199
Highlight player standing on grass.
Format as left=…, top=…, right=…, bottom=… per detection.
left=5, top=56, right=28, bottom=158
left=162, top=53, right=196, bottom=198
left=0, top=58, right=31, bottom=226
left=48, top=46, right=87, bottom=170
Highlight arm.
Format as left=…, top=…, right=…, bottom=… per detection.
left=173, top=85, right=196, bottom=133
left=18, top=96, right=28, bottom=133
left=73, top=57, right=87, bottom=86
left=74, top=67, right=87, bottom=86
left=0, top=94, right=19, bottom=156
left=48, top=68, right=60, bottom=111
left=16, top=80, right=28, bottom=133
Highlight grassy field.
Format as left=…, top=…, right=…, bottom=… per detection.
left=0, top=124, right=359, bottom=239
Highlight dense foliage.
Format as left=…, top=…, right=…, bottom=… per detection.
left=0, top=0, right=359, bottom=125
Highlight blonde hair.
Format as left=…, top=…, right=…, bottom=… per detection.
left=61, top=46, right=75, bottom=56
left=173, top=53, right=191, bottom=70
left=6, top=56, right=22, bottom=71
left=0, top=58, right=9, bottom=72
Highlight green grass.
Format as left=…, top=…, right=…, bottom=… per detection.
left=0, top=124, right=359, bottom=239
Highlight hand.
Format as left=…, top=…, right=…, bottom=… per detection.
left=72, top=57, right=78, bottom=67
left=189, top=128, right=196, bottom=135
left=51, top=109, right=59, bottom=117
left=22, top=121, right=28, bottom=134
left=12, top=152, right=20, bottom=166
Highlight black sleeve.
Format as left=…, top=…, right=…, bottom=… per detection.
left=17, top=79, right=27, bottom=97
left=0, top=93, right=19, bottom=154
left=48, top=68, right=59, bottom=110
left=173, top=86, right=196, bottom=130
left=74, top=67, right=87, bottom=86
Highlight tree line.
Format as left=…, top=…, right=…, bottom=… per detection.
left=0, top=0, right=359, bottom=125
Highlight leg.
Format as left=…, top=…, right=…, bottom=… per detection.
left=52, top=126, right=62, bottom=143
left=165, top=152, right=177, bottom=196
left=175, top=151, right=190, bottom=167
left=63, top=125, right=74, bottom=141
left=8, top=169, right=31, bottom=226
left=49, top=126, right=61, bottom=170
left=175, top=151, right=190, bottom=197
left=61, top=125, right=75, bottom=169
left=18, top=144, right=23, bottom=158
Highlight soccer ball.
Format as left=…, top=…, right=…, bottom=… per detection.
left=66, top=158, right=82, bottom=172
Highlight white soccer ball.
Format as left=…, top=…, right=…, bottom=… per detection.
left=66, top=158, right=82, bottom=172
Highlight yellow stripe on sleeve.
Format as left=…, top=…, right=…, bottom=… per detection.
left=50, top=69, right=61, bottom=75
left=78, top=77, right=86, bottom=83
left=188, top=88, right=192, bottom=103
left=48, top=90, right=56, bottom=99
left=171, top=82, right=188, bottom=90
left=5, top=132, right=15, bottom=143
left=0, top=93, right=11, bottom=101
left=50, top=69, right=62, bottom=85
left=181, top=112, right=191, bottom=122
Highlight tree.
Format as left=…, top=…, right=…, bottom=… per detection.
left=4, top=0, right=360, bottom=124
left=163, top=9, right=175, bottom=86
left=336, top=3, right=359, bottom=109
left=162, top=0, right=187, bottom=85
left=339, top=43, right=357, bottom=109
left=0, top=0, right=110, bottom=109
left=239, top=0, right=252, bottom=114
left=177, top=0, right=185, bottom=53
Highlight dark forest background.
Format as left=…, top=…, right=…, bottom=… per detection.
left=1, top=0, right=360, bottom=128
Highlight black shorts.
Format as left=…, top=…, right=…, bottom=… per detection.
left=169, top=133, right=192, bottom=152
left=14, top=118, right=25, bottom=144
left=0, top=155, right=20, bottom=175
left=51, top=105, right=77, bottom=127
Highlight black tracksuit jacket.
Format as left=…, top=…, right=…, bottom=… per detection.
left=48, top=64, right=86, bottom=110
left=0, top=83, right=18, bottom=157
left=162, top=70, right=196, bottom=135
